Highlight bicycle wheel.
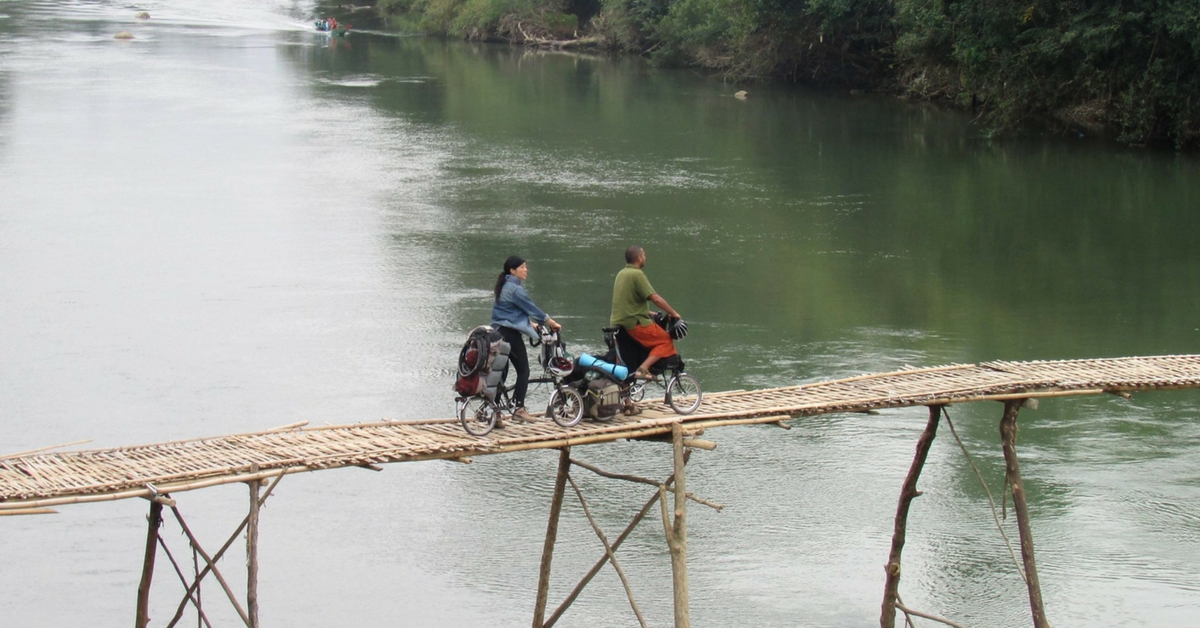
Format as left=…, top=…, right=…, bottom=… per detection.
left=665, top=373, right=702, bottom=415
left=546, top=387, right=585, bottom=428
left=459, top=396, right=498, bottom=436
left=627, top=381, right=646, bottom=402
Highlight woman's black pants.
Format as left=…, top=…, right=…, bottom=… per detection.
left=497, top=326, right=529, bottom=409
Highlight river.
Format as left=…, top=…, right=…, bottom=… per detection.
left=1, top=1, right=1198, bottom=626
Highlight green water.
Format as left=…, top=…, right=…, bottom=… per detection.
left=1, top=3, right=1198, bottom=626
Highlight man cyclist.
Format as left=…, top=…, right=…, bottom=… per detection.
left=610, top=245, right=682, bottom=380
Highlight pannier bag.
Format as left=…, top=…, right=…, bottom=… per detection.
left=454, top=325, right=510, bottom=401
left=583, top=378, right=623, bottom=419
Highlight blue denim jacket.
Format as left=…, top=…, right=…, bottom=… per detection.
left=491, top=275, right=548, bottom=339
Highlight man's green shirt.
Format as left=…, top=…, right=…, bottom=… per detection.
left=611, top=264, right=655, bottom=329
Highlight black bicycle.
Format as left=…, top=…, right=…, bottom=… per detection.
left=457, top=327, right=585, bottom=435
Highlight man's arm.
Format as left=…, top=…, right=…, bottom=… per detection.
left=649, top=293, right=680, bottom=319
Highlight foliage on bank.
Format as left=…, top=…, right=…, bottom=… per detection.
left=370, top=0, right=1200, bottom=147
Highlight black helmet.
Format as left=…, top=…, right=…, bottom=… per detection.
left=668, top=317, right=688, bottom=340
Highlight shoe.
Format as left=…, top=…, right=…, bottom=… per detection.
left=633, top=369, right=653, bottom=381
left=512, top=408, right=536, bottom=423
left=623, top=404, right=642, bottom=416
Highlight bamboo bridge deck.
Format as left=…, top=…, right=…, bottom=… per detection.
left=5, top=354, right=1200, bottom=514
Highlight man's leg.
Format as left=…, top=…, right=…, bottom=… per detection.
left=627, top=323, right=676, bottom=377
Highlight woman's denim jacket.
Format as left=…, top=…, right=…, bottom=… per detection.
left=491, top=275, right=548, bottom=339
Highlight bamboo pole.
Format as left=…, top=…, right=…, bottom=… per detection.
left=880, top=405, right=941, bottom=628
left=0, top=439, right=91, bottom=460
left=247, top=478, right=261, bottom=628
left=0, top=507, right=57, bottom=516
left=544, top=452, right=689, bottom=628
left=671, top=414, right=794, bottom=430
left=168, top=506, right=252, bottom=627
left=666, top=423, right=690, bottom=628
left=0, top=467, right=307, bottom=511
left=999, top=400, right=1050, bottom=628
left=567, top=475, right=649, bottom=628
left=135, top=500, right=164, bottom=628
left=533, top=447, right=570, bottom=627
left=154, top=532, right=214, bottom=628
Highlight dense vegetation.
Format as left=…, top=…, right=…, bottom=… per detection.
left=368, top=0, right=1200, bottom=147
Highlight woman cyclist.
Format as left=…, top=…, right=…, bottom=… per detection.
left=492, top=255, right=560, bottom=423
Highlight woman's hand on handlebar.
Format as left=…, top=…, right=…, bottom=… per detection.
left=545, top=317, right=562, bottom=331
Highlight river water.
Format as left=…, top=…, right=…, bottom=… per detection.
left=1, top=1, right=1198, bottom=626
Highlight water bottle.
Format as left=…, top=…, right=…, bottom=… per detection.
left=577, top=353, right=629, bottom=381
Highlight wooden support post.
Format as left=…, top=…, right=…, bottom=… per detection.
left=165, top=471, right=285, bottom=628
left=667, top=423, right=690, bottom=628
left=570, top=476, right=649, bottom=628
left=193, top=547, right=203, bottom=628
left=880, top=405, right=941, bottom=628
left=136, top=500, right=164, bottom=628
left=544, top=452, right=689, bottom=628
left=1000, top=400, right=1049, bottom=628
left=247, top=478, right=262, bottom=628
left=533, top=447, right=570, bottom=627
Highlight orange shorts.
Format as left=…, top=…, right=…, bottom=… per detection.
left=628, top=322, right=677, bottom=359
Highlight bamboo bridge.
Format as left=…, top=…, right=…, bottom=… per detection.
left=5, top=353, right=1200, bottom=628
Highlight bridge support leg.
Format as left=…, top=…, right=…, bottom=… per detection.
left=161, top=472, right=284, bottom=628
left=543, top=453, right=691, bottom=628
left=247, top=478, right=262, bottom=628
left=1000, top=400, right=1050, bottom=628
left=135, top=500, right=164, bottom=628
left=664, top=423, right=690, bottom=628
left=534, top=446, right=570, bottom=627
left=880, top=404, right=941, bottom=628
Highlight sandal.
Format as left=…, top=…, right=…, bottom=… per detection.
left=623, top=405, right=642, bottom=416
left=633, top=369, right=652, bottom=381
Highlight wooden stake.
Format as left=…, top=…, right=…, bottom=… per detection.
left=533, top=447, right=570, bottom=627
left=247, top=479, right=262, bottom=628
left=135, top=500, right=163, bottom=628
left=880, top=405, right=941, bottom=628
left=1000, top=400, right=1050, bottom=628
left=667, top=423, right=690, bottom=628
left=193, top=547, right=203, bottom=628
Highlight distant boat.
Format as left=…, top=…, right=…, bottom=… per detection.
left=314, top=19, right=350, bottom=36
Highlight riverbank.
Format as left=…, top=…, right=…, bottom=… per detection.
left=358, top=0, right=1199, bottom=149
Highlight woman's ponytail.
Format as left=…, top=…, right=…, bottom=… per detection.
left=493, top=272, right=508, bottom=303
